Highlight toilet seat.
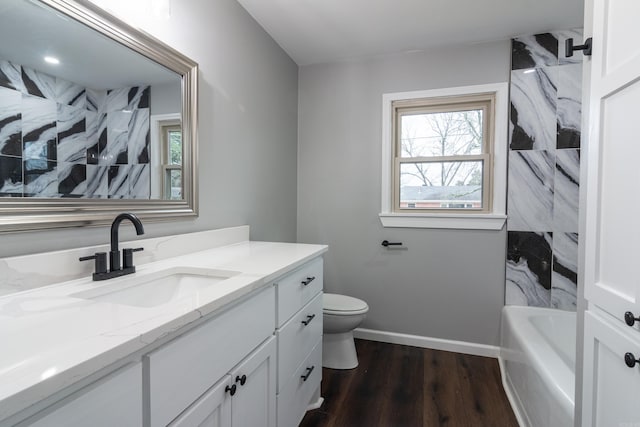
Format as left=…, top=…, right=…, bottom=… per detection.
left=323, top=293, right=369, bottom=315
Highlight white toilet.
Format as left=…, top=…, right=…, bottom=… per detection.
left=322, top=293, right=369, bottom=369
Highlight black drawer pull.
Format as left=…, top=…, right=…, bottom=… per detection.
left=235, top=374, right=247, bottom=386
left=625, top=311, right=640, bottom=326
left=301, top=314, right=316, bottom=326
left=381, top=240, right=402, bottom=247
left=301, top=366, right=315, bottom=381
left=301, top=276, right=315, bottom=286
left=225, top=384, right=237, bottom=396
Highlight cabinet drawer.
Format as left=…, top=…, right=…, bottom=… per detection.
left=277, top=292, right=323, bottom=393
left=276, top=257, right=323, bottom=326
left=146, top=286, right=275, bottom=427
left=276, top=340, right=322, bottom=427
left=22, top=363, right=142, bottom=427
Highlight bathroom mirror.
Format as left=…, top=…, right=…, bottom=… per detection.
left=0, top=0, right=198, bottom=231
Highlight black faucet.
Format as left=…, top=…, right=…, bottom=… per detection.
left=80, top=213, right=145, bottom=281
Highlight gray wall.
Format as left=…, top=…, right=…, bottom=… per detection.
left=0, top=0, right=299, bottom=257
left=297, top=41, right=511, bottom=345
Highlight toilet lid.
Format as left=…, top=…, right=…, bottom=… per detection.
left=324, top=293, right=368, bottom=313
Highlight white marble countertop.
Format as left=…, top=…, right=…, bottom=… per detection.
left=0, top=239, right=327, bottom=421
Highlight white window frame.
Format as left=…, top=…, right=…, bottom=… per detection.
left=380, top=83, right=508, bottom=230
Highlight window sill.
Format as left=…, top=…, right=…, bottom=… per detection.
left=378, top=213, right=506, bottom=230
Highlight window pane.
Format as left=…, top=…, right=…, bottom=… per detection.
left=399, top=161, right=483, bottom=209
left=165, top=169, right=182, bottom=200
left=400, top=109, right=483, bottom=158
left=168, top=130, right=182, bottom=165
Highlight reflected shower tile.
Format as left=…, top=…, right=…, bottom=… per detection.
left=107, top=110, right=131, bottom=164
left=130, top=164, right=150, bottom=199
left=508, top=150, right=555, bottom=232
left=0, top=155, right=23, bottom=196
left=554, top=149, right=580, bottom=232
left=108, top=165, right=130, bottom=198
left=86, top=165, right=108, bottom=198
left=87, top=88, right=106, bottom=113
left=22, top=67, right=56, bottom=100
left=86, top=111, right=107, bottom=165
left=129, top=108, right=150, bottom=164
left=551, top=232, right=578, bottom=311
left=22, top=95, right=57, bottom=161
left=556, top=28, right=585, bottom=65
left=58, top=163, right=86, bottom=196
left=56, top=77, right=86, bottom=108
left=511, top=33, right=558, bottom=70
left=23, top=158, right=57, bottom=197
left=57, top=104, right=87, bottom=163
left=0, top=87, right=22, bottom=156
left=506, top=231, right=553, bottom=307
left=0, top=61, right=25, bottom=93
left=557, top=63, right=583, bottom=149
left=127, top=86, right=150, bottom=110
left=106, top=88, right=128, bottom=112
left=510, top=67, right=558, bottom=150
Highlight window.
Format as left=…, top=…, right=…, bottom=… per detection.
left=380, top=83, right=508, bottom=230
left=161, top=122, right=182, bottom=200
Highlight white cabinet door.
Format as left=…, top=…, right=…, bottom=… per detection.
left=229, top=337, right=276, bottom=427
left=169, top=375, right=232, bottom=427
left=582, top=0, right=640, bottom=324
left=583, top=312, right=640, bottom=426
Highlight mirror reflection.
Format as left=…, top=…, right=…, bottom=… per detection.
left=0, top=0, right=183, bottom=200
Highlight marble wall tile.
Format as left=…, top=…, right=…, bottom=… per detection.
left=58, top=163, right=86, bottom=196
left=506, top=231, right=553, bottom=306
left=512, top=33, right=558, bottom=70
left=551, top=232, right=578, bottom=310
left=0, top=87, right=22, bottom=157
left=86, top=165, right=108, bottom=198
left=56, top=78, right=86, bottom=108
left=0, top=155, right=23, bottom=196
left=0, top=61, right=24, bottom=93
left=86, top=111, right=107, bottom=165
left=508, top=150, right=555, bottom=231
left=22, top=95, right=57, bottom=161
left=130, top=164, right=150, bottom=199
left=127, top=86, right=150, bottom=110
left=106, top=88, right=128, bottom=112
left=107, top=111, right=131, bottom=164
left=557, top=63, right=583, bottom=148
left=510, top=67, right=558, bottom=150
left=21, top=67, right=56, bottom=100
left=86, top=89, right=106, bottom=113
left=23, top=159, right=57, bottom=196
left=108, top=165, right=130, bottom=198
left=554, top=149, right=580, bottom=232
left=57, top=104, right=86, bottom=163
left=129, top=108, right=150, bottom=164
left=556, top=28, right=585, bottom=65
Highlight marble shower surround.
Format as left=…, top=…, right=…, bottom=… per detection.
left=506, top=30, right=583, bottom=311
left=0, top=59, right=150, bottom=198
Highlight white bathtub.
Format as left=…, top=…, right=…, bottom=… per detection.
left=499, top=306, right=576, bottom=427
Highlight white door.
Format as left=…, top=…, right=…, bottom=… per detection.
left=582, top=0, right=640, bottom=425
left=169, top=375, right=232, bottom=427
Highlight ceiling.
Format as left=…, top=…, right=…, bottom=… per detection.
left=236, top=0, right=585, bottom=66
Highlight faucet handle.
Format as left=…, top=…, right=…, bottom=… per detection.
left=123, top=247, right=144, bottom=269
left=79, top=252, right=108, bottom=275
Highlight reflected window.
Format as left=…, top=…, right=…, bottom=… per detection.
left=161, top=123, right=182, bottom=199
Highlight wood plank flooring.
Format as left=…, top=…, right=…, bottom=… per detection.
left=300, top=339, right=518, bottom=427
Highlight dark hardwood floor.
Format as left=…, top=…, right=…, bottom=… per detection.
left=300, top=339, right=518, bottom=427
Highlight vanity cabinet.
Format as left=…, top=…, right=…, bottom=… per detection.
left=274, top=257, right=323, bottom=426
left=19, top=363, right=142, bottom=427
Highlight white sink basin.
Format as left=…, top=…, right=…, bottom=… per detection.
left=71, top=267, right=241, bottom=308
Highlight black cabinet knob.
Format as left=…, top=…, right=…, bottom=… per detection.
left=625, top=311, right=640, bottom=326
left=625, top=352, right=640, bottom=368
left=235, top=374, right=247, bottom=386
left=225, top=384, right=237, bottom=396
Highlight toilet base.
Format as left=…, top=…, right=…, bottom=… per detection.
left=322, top=331, right=359, bottom=369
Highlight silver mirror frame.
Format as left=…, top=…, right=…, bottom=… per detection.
left=0, top=0, right=198, bottom=232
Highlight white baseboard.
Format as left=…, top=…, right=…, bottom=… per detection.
left=353, top=328, right=500, bottom=358
left=307, top=397, right=324, bottom=411
left=498, top=357, right=527, bottom=427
